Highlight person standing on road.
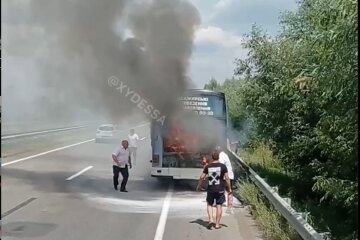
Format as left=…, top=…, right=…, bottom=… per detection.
left=215, top=146, right=235, bottom=189
left=216, top=145, right=236, bottom=212
left=128, top=129, right=146, bottom=165
left=112, top=140, right=132, bottom=192
left=196, top=151, right=232, bottom=230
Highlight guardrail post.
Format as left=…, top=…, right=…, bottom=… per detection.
left=295, top=212, right=310, bottom=222
left=271, top=186, right=279, bottom=193
left=283, top=197, right=291, bottom=206
left=302, top=212, right=310, bottom=222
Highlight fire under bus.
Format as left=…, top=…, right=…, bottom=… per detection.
left=150, top=89, right=228, bottom=180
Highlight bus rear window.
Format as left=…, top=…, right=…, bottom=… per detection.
left=179, top=95, right=226, bottom=117
left=206, top=96, right=226, bottom=117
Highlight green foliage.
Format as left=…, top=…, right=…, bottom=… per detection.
left=240, top=140, right=283, bottom=169
left=204, top=0, right=357, bottom=238
left=237, top=181, right=301, bottom=240
left=203, top=77, right=220, bottom=91
left=242, top=145, right=357, bottom=240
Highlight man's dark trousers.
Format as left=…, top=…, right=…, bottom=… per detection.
left=113, top=165, right=129, bottom=191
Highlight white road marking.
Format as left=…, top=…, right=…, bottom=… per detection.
left=2, top=125, right=88, bottom=140
left=66, top=166, right=93, bottom=180
left=1, top=139, right=95, bottom=167
left=1, top=122, right=149, bottom=167
left=154, top=184, right=174, bottom=240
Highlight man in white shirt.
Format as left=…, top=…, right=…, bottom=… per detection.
left=112, top=140, right=132, bottom=192
left=128, top=129, right=146, bottom=165
left=215, top=146, right=234, bottom=185
left=215, top=145, right=235, bottom=210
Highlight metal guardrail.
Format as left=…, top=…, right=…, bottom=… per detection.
left=1, top=125, right=89, bottom=140
left=227, top=147, right=330, bottom=240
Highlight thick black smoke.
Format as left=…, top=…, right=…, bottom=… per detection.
left=28, top=0, right=200, bottom=122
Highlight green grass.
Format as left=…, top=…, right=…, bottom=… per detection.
left=235, top=181, right=301, bottom=240
left=235, top=142, right=357, bottom=240
left=232, top=142, right=301, bottom=240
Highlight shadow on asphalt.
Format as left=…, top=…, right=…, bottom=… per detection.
left=189, top=219, right=228, bottom=229
left=2, top=167, right=170, bottom=202
left=2, top=167, right=205, bottom=202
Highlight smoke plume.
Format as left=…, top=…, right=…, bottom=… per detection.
left=27, top=0, right=200, bottom=122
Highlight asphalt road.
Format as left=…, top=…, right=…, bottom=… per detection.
left=1, top=123, right=263, bottom=240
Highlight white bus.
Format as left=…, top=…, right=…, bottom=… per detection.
left=150, top=89, right=228, bottom=180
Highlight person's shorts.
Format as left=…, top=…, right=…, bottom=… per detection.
left=129, top=147, right=137, bottom=153
left=206, top=191, right=226, bottom=205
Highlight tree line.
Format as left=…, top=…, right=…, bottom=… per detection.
left=204, top=0, right=357, bottom=239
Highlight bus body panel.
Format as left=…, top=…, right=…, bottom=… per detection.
left=151, top=167, right=201, bottom=180
left=151, top=167, right=169, bottom=177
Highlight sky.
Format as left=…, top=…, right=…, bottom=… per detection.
left=2, top=0, right=298, bottom=124
left=190, top=0, right=298, bottom=87
left=3, top=0, right=299, bottom=89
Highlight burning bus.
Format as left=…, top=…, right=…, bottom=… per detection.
left=150, top=89, right=228, bottom=180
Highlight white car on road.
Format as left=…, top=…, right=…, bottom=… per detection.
left=95, top=124, right=118, bottom=143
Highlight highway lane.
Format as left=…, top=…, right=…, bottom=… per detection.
left=1, top=125, right=89, bottom=140
left=1, top=127, right=95, bottom=159
left=1, top=123, right=263, bottom=240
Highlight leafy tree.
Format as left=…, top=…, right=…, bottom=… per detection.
left=203, top=77, right=220, bottom=90
left=204, top=0, right=357, bottom=238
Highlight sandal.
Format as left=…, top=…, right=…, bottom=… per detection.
left=214, top=225, right=221, bottom=229
left=207, top=222, right=214, bottom=229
